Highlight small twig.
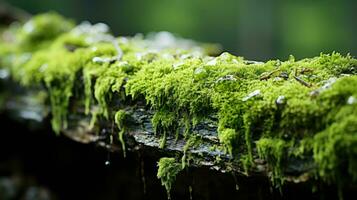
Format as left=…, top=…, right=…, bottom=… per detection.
left=244, top=60, right=264, bottom=65
left=294, top=68, right=298, bottom=76
left=260, top=69, right=281, bottom=80
left=293, top=75, right=312, bottom=87
left=300, top=67, right=313, bottom=74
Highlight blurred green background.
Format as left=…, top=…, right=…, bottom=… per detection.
left=2, top=0, right=357, bottom=60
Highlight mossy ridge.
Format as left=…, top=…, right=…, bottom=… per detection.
left=126, top=49, right=357, bottom=194
left=1, top=13, right=205, bottom=134
left=1, top=13, right=357, bottom=195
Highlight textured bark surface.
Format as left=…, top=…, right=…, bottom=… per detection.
left=0, top=75, right=322, bottom=180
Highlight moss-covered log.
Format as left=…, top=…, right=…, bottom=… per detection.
left=1, top=13, right=357, bottom=199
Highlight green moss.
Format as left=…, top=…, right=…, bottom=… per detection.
left=94, top=65, right=126, bottom=118
left=81, top=44, right=118, bottom=115
left=17, top=12, right=74, bottom=51
left=13, top=48, right=82, bottom=134
left=157, top=157, right=182, bottom=200
left=151, top=109, right=176, bottom=148
left=2, top=13, right=357, bottom=195
left=181, top=134, right=200, bottom=169
left=114, top=109, right=128, bottom=157
left=2, top=15, right=142, bottom=134
left=310, top=76, right=357, bottom=186
left=126, top=57, right=214, bottom=134
left=256, top=138, right=289, bottom=187
left=218, top=128, right=238, bottom=156
left=114, top=110, right=127, bottom=129
left=314, top=114, right=357, bottom=181
left=240, top=154, right=252, bottom=175
left=89, top=109, right=99, bottom=130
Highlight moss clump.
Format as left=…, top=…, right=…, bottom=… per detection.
left=17, top=12, right=74, bottom=51
left=114, top=109, right=127, bottom=157
left=157, top=157, right=182, bottom=200
left=151, top=109, right=176, bottom=148
left=94, top=64, right=127, bottom=118
left=312, top=78, right=357, bottom=184
left=218, top=128, right=237, bottom=156
left=181, top=134, right=201, bottom=169
left=256, top=138, right=289, bottom=187
left=314, top=114, right=357, bottom=180
left=14, top=48, right=81, bottom=134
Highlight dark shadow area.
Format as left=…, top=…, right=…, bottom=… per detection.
left=0, top=113, right=355, bottom=200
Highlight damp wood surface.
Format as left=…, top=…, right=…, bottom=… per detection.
left=1, top=12, right=357, bottom=199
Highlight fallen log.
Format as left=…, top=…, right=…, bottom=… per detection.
left=1, top=12, right=357, bottom=199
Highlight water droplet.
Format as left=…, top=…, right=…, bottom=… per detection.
left=92, top=57, right=104, bottom=63
left=19, top=111, right=42, bottom=122
left=245, top=60, right=264, bottom=65
left=216, top=75, right=236, bottom=83
left=105, top=151, right=111, bottom=166
left=180, top=54, right=191, bottom=60
left=310, top=77, right=337, bottom=96
left=39, top=64, right=48, bottom=72
left=206, top=58, right=217, bottom=66
left=23, top=21, right=34, bottom=33
left=235, top=184, right=240, bottom=191
left=276, top=95, right=285, bottom=105
left=173, top=62, right=184, bottom=69
left=347, top=96, right=356, bottom=105
left=273, top=77, right=283, bottom=82
left=231, top=173, right=239, bottom=191
left=321, top=77, right=337, bottom=90
left=242, top=90, right=261, bottom=101
left=189, top=185, right=193, bottom=200
left=194, top=67, right=205, bottom=74
left=135, top=53, right=143, bottom=60
left=117, top=61, right=129, bottom=67
left=0, top=69, right=9, bottom=79
left=92, top=57, right=111, bottom=64
left=93, top=23, right=110, bottom=33
left=279, top=72, right=289, bottom=80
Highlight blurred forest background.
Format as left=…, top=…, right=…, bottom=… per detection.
left=2, top=0, right=357, bottom=61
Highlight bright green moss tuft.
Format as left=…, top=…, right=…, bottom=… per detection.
left=17, top=12, right=74, bottom=51
left=94, top=65, right=126, bottom=118
left=157, top=157, right=182, bottom=200
left=114, top=109, right=128, bottom=157
left=181, top=134, right=200, bottom=169
left=13, top=48, right=82, bottom=134
left=314, top=114, right=357, bottom=182
left=151, top=109, right=176, bottom=148
left=256, top=138, right=289, bottom=187
left=114, top=110, right=127, bottom=129
left=218, top=128, right=237, bottom=156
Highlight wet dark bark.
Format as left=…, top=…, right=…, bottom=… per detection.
left=1, top=80, right=355, bottom=200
